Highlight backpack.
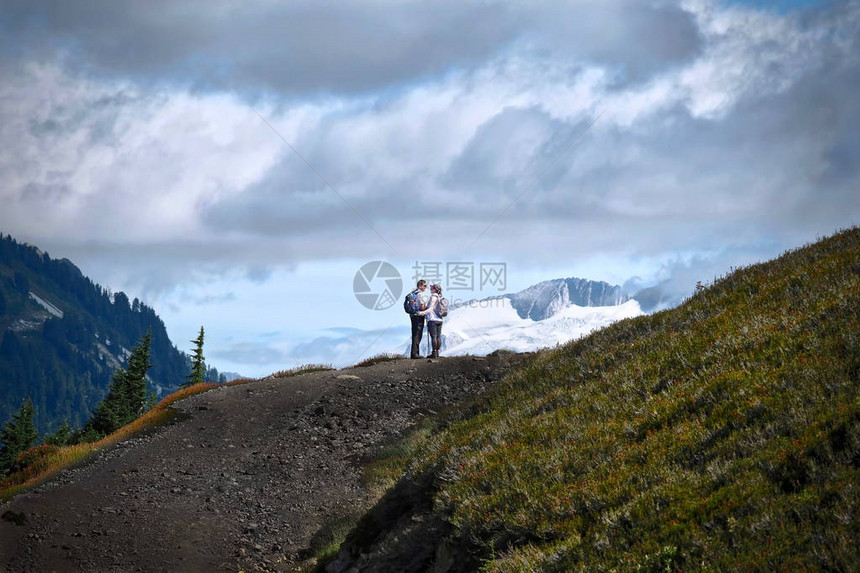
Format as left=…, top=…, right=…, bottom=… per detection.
left=438, top=296, right=449, bottom=317
left=404, top=289, right=421, bottom=314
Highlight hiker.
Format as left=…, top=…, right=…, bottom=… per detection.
left=417, top=283, right=445, bottom=358
left=408, top=280, right=429, bottom=359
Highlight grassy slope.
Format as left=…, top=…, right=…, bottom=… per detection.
left=357, top=228, right=860, bottom=571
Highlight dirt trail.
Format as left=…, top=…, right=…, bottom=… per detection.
left=0, top=354, right=527, bottom=572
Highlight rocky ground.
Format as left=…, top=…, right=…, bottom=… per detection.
left=0, top=353, right=529, bottom=572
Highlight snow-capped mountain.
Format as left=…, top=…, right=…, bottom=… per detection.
left=507, top=277, right=628, bottom=320
left=421, top=277, right=644, bottom=356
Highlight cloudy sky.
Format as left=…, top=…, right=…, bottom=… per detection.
left=1, top=0, right=857, bottom=377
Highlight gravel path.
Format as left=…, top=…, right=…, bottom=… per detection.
left=0, top=354, right=527, bottom=572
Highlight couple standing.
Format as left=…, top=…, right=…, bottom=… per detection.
left=410, top=279, right=445, bottom=359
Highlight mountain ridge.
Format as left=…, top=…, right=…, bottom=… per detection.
left=508, top=276, right=628, bottom=320
left=0, top=234, right=197, bottom=436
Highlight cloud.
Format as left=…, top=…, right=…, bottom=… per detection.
left=0, top=66, right=283, bottom=241
left=181, top=292, right=237, bottom=306
left=0, top=0, right=518, bottom=95
left=286, top=325, right=412, bottom=368
left=4, top=0, right=857, bottom=280
left=0, top=1, right=709, bottom=97
left=524, top=1, right=703, bottom=84
left=210, top=341, right=291, bottom=368
left=623, top=244, right=780, bottom=309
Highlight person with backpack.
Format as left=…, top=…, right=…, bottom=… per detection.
left=417, top=283, right=447, bottom=359
left=405, top=280, right=429, bottom=359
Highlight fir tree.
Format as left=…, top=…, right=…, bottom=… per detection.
left=86, top=330, right=152, bottom=438
left=184, top=326, right=206, bottom=388
left=125, top=330, right=152, bottom=416
left=44, top=419, right=71, bottom=446
left=145, top=389, right=159, bottom=412
left=0, top=398, right=39, bottom=475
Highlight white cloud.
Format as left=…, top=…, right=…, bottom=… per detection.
left=0, top=64, right=284, bottom=243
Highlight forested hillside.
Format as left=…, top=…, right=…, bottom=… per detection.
left=0, top=234, right=204, bottom=436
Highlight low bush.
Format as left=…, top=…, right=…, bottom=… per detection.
left=269, top=364, right=334, bottom=378
left=352, top=353, right=404, bottom=368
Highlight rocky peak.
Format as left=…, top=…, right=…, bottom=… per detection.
left=509, top=277, right=627, bottom=321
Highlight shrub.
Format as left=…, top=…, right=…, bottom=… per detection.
left=269, top=364, right=334, bottom=378
left=352, top=353, right=404, bottom=368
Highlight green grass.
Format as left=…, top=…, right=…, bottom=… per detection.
left=306, top=512, right=364, bottom=569
left=339, top=227, right=860, bottom=571
left=362, top=417, right=447, bottom=495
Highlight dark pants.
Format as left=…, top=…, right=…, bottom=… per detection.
left=427, top=320, right=442, bottom=351
left=410, top=315, right=425, bottom=358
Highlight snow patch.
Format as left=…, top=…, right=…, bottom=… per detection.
left=440, top=298, right=644, bottom=356
left=29, top=291, right=64, bottom=318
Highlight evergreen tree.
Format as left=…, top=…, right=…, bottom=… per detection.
left=44, top=419, right=71, bottom=446
left=12, top=271, right=29, bottom=294
left=0, top=398, right=39, bottom=475
left=204, top=365, right=225, bottom=383
left=145, top=389, right=159, bottom=412
left=86, top=331, right=152, bottom=438
left=87, top=376, right=124, bottom=438
left=184, top=326, right=206, bottom=388
left=125, top=330, right=152, bottom=416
